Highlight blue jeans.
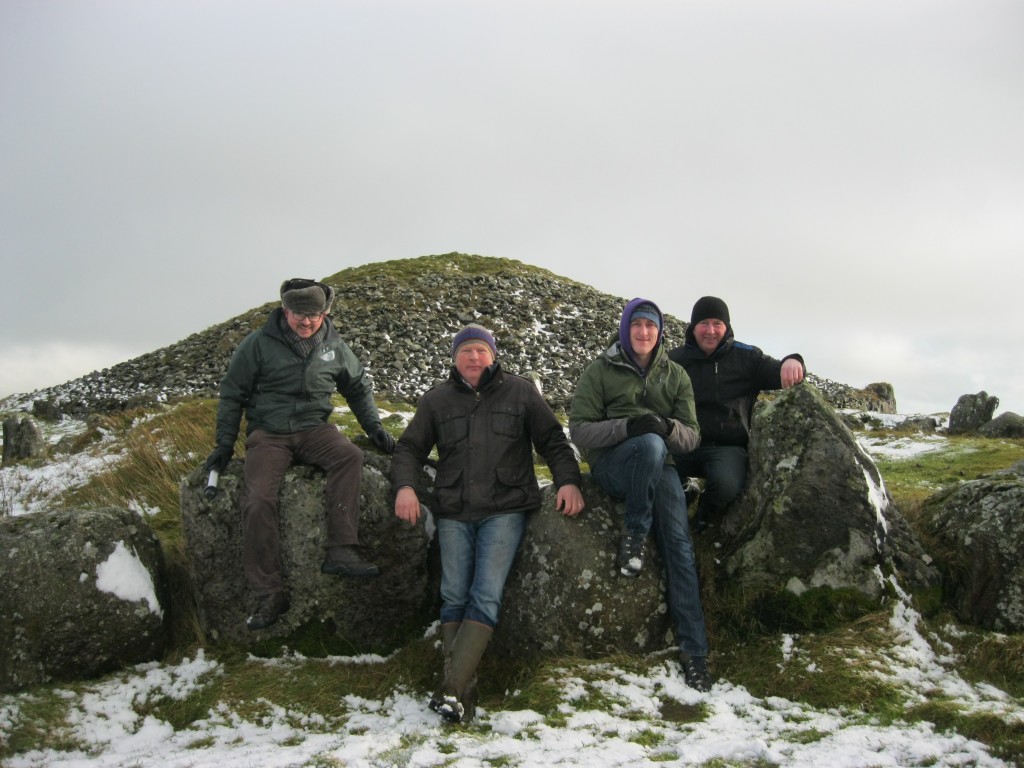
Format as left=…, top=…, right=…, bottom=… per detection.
left=437, top=512, right=526, bottom=628
left=675, top=445, right=748, bottom=514
left=592, top=435, right=709, bottom=657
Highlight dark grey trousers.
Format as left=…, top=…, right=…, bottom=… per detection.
left=240, top=424, right=363, bottom=596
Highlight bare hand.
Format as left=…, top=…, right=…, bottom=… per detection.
left=555, top=484, right=585, bottom=517
left=781, top=358, right=805, bottom=388
left=394, top=486, right=421, bottom=524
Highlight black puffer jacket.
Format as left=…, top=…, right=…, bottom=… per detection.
left=391, top=364, right=582, bottom=521
left=668, top=325, right=803, bottom=448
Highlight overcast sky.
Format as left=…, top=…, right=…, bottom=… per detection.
left=2, top=0, right=1021, bottom=415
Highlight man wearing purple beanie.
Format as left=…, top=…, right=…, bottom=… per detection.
left=391, top=323, right=585, bottom=724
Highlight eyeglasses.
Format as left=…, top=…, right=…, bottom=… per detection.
left=287, top=310, right=325, bottom=322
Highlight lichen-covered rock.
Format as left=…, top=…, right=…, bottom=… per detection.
left=179, top=449, right=435, bottom=651
left=713, top=384, right=939, bottom=618
left=493, top=475, right=673, bottom=659
left=920, top=462, right=1024, bottom=632
left=0, top=507, right=167, bottom=692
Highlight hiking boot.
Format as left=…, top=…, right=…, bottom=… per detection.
left=246, top=591, right=290, bottom=631
left=321, top=546, right=380, bottom=578
left=680, top=653, right=713, bottom=692
left=617, top=533, right=644, bottom=577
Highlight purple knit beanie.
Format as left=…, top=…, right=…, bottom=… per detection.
left=451, top=324, right=498, bottom=358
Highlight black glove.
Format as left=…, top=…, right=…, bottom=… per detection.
left=370, top=426, right=396, bottom=455
left=626, top=413, right=670, bottom=438
left=204, top=445, right=233, bottom=473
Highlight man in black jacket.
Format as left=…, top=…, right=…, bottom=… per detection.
left=668, top=296, right=805, bottom=529
left=391, top=323, right=584, bottom=724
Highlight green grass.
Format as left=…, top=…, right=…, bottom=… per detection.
left=871, top=432, right=1024, bottom=509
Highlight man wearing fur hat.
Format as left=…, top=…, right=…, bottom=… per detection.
left=391, top=323, right=584, bottom=724
left=569, top=298, right=712, bottom=692
left=204, top=277, right=397, bottom=631
left=668, top=296, right=805, bottom=530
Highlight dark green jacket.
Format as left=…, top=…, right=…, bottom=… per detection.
left=569, top=340, right=700, bottom=466
left=214, top=309, right=382, bottom=448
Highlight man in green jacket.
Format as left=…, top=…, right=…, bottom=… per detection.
left=204, top=278, right=396, bottom=631
left=570, top=298, right=712, bottom=692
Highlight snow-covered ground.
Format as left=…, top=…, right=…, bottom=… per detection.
left=2, top=602, right=1018, bottom=768
left=2, top=409, right=1021, bottom=767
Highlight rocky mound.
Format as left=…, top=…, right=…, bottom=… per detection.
left=4, top=253, right=894, bottom=417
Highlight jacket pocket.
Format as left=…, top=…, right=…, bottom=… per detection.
left=491, top=403, right=524, bottom=438
left=434, top=467, right=464, bottom=514
left=494, top=466, right=535, bottom=510
left=437, top=413, right=469, bottom=448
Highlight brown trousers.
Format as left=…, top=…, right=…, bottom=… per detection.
left=241, top=424, right=363, bottom=596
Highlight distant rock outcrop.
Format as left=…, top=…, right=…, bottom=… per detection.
left=3, top=254, right=891, bottom=417
left=0, top=507, right=167, bottom=693
left=2, top=414, right=45, bottom=465
left=921, top=462, right=1024, bottom=632
left=978, top=412, right=1024, bottom=439
left=948, top=391, right=1000, bottom=435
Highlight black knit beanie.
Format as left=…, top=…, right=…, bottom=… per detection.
left=690, top=296, right=730, bottom=326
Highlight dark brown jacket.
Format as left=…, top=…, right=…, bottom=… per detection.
left=391, top=364, right=581, bottom=521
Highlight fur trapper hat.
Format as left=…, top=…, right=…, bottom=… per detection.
left=280, top=278, right=334, bottom=315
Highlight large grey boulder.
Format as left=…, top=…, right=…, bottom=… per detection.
left=493, top=475, right=673, bottom=659
left=978, top=411, right=1024, bottom=439
left=920, top=462, right=1024, bottom=632
left=713, top=384, right=940, bottom=611
left=0, top=507, right=167, bottom=692
left=179, top=448, right=435, bottom=651
left=948, top=391, right=999, bottom=435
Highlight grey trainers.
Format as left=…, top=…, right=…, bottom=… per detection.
left=680, top=654, right=713, bottom=692
left=617, top=534, right=644, bottom=577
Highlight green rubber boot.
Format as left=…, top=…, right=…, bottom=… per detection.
left=434, top=620, right=492, bottom=724
left=428, top=622, right=461, bottom=714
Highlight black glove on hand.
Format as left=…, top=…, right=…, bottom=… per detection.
left=626, top=413, right=670, bottom=438
left=204, top=445, right=233, bottom=473
left=370, top=426, right=396, bottom=455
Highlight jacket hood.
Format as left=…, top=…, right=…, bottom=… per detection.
left=618, top=297, right=665, bottom=367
